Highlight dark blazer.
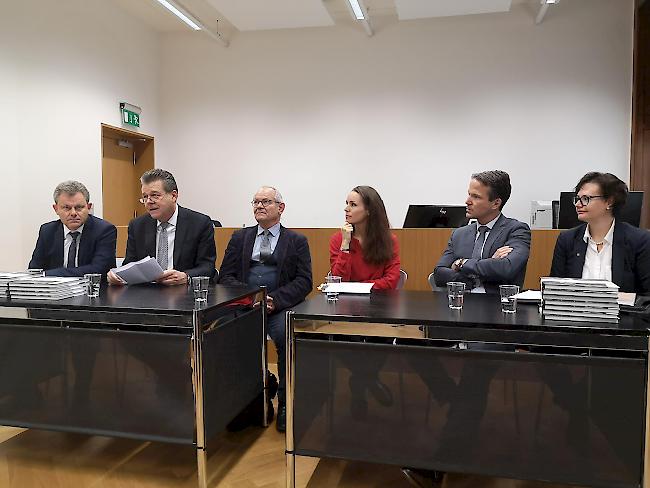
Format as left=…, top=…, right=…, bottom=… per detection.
left=550, top=221, right=650, bottom=294
left=434, top=214, right=531, bottom=294
left=28, top=214, right=117, bottom=277
left=123, top=205, right=216, bottom=279
left=218, top=225, right=313, bottom=312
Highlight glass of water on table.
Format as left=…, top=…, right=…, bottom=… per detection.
left=499, top=284, right=519, bottom=313
left=447, top=282, right=465, bottom=310
left=325, top=275, right=342, bottom=301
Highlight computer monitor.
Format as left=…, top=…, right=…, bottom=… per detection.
left=558, top=191, right=644, bottom=229
left=403, top=205, right=469, bottom=228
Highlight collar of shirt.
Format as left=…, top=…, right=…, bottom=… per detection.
left=476, top=213, right=501, bottom=234
left=257, top=222, right=281, bottom=237
left=158, top=205, right=178, bottom=229
left=583, top=218, right=615, bottom=245
left=63, top=223, right=85, bottom=237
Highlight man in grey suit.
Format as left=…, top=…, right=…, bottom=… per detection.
left=433, top=170, right=531, bottom=292
left=404, top=171, right=531, bottom=488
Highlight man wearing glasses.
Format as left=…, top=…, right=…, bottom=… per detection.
left=29, top=180, right=117, bottom=277
left=218, top=186, right=313, bottom=432
left=107, top=169, right=216, bottom=285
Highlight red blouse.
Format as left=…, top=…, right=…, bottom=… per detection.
left=329, top=232, right=401, bottom=290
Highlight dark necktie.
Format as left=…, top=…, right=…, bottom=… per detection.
left=472, top=226, right=489, bottom=260
left=157, top=222, right=169, bottom=270
left=67, top=232, right=80, bottom=268
left=260, top=230, right=272, bottom=262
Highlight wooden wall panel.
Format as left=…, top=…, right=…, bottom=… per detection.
left=116, top=227, right=561, bottom=291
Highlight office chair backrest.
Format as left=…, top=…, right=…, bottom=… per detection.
left=397, top=269, right=408, bottom=290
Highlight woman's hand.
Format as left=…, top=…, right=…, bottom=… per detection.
left=340, top=222, right=353, bottom=250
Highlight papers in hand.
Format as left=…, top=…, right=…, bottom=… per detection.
left=111, top=257, right=164, bottom=285
left=322, top=282, right=374, bottom=294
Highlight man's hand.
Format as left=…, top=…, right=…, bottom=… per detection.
left=266, top=295, right=275, bottom=313
left=107, top=270, right=126, bottom=286
left=491, top=246, right=513, bottom=259
left=156, top=269, right=189, bottom=286
left=451, top=258, right=467, bottom=272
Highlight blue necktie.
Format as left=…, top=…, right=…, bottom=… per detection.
left=472, top=226, right=489, bottom=259
left=260, top=230, right=272, bottom=262
left=67, top=232, right=80, bottom=268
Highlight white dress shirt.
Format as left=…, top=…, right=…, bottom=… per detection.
left=155, top=205, right=178, bottom=270
left=471, top=213, right=501, bottom=294
left=581, top=219, right=615, bottom=281
left=63, top=223, right=84, bottom=267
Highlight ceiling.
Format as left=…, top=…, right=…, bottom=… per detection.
left=111, top=0, right=547, bottom=41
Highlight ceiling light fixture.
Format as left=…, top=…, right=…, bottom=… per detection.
left=155, top=0, right=201, bottom=30
left=347, top=0, right=365, bottom=20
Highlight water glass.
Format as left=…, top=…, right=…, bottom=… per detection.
left=325, top=275, right=342, bottom=301
left=447, top=282, right=465, bottom=310
left=84, top=273, right=101, bottom=298
left=192, top=276, right=210, bottom=302
left=499, top=285, right=520, bottom=313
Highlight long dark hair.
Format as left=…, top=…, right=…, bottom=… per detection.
left=352, top=186, right=393, bottom=265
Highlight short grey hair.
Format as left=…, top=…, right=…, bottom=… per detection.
left=257, top=186, right=283, bottom=203
left=141, top=169, right=178, bottom=193
left=53, top=181, right=90, bottom=203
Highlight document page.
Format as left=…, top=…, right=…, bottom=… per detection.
left=111, top=257, right=164, bottom=285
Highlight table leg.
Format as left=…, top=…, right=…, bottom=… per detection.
left=644, top=338, right=650, bottom=488
left=286, top=311, right=296, bottom=488
left=192, top=309, right=207, bottom=488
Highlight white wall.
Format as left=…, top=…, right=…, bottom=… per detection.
left=0, top=0, right=160, bottom=270
left=158, top=0, right=634, bottom=229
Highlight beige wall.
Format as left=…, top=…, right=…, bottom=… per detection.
left=157, top=0, right=634, bottom=229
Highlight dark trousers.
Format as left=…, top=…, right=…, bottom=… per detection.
left=268, top=311, right=286, bottom=404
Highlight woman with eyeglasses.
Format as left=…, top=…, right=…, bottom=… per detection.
left=550, top=172, right=650, bottom=293
left=329, top=185, right=401, bottom=289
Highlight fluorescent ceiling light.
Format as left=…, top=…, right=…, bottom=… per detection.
left=347, top=0, right=365, bottom=20
left=155, top=0, right=202, bottom=30
left=543, top=0, right=559, bottom=4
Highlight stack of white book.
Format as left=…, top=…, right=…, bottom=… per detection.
left=0, top=272, right=32, bottom=297
left=8, top=276, right=87, bottom=300
left=541, top=277, right=619, bottom=323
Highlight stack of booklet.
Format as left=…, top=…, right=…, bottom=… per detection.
left=0, top=272, right=32, bottom=297
left=8, top=276, right=87, bottom=300
left=541, top=277, right=620, bottom=323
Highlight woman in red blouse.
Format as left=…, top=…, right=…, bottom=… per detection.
left=329, top=186, right=400, bottom=290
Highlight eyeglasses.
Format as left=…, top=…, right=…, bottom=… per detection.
left=251, top=199, right=278, bottom=208
left=573, top=195, right=605, bottom=206
left=58, top=205, right=87, bottom=213
left=139, top=193, right=165, bottom=204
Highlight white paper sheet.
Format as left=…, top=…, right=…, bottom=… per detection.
left=512, top=290, right=542, bottom=302
left=618, top=292, right=637, bottom=307
left=323, top=282, right=374, bottom=294
left=111, top=257, right=164, bottom=285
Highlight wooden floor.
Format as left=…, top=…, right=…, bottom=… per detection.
left=0, top=422, right=586, bottom=488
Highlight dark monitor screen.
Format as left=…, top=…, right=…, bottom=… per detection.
left=558, top=191, right=644, bottom=229
left=403, top=205, right=469, bottom=228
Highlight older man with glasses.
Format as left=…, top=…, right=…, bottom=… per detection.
left=108, top=169, right=216, bottom=285
left=218, top=186, right=313, bottom=432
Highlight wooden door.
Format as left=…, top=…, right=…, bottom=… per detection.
left=101, top=124, right=154, bottom=256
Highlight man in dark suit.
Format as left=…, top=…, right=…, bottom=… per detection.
left=219, top=186, right=313, bottom=432
left=434, top=170, right=531, bottom=292
left=29, top=180, right=116, bottom=277
left=108, top=169, right=216, bottom=285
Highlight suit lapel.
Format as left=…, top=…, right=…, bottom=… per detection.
left=53, top=222, right=65, bottom=268
left=173, top=206, right=186, bottom=268
left=145, top=216, right=157, bottom=258
left=611, top=221, right=625, bottom=286
left=77, top=216, right=93, bottom=266
left=274, top=225, right=288, bottom=276
left=482, top=214, right=506, bottom=258
left=242, top=226, right=257, bottom=277
left=570, top=228, right=588, bottom=278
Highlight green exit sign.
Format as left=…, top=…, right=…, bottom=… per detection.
left=122, top=109, right=140, bottom=127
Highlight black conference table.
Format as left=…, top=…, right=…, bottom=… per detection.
left=286, top=290, right=650, bottom=488
left=0, top=283, right=269, bottom=488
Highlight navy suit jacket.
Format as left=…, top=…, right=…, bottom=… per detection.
left=434, top=214, right=531, bottom=294
left=550, top=221, right=650, bottom=294
left=218, top=225, right=313, bottom=313
left=123, top=205, right=216, bottom=279
left=28, top=214, right=117, bottom=277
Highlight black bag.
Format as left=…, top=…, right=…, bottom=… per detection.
left=620, top=294, right=650, bottom=322
left=226, top=371, right=278, bottom=431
